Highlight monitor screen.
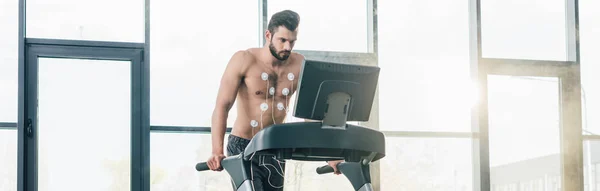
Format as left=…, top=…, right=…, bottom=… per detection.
left=292, top=59, right=380, bottom=124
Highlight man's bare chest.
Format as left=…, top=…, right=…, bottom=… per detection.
left=244, top=67, right=300, bottom=99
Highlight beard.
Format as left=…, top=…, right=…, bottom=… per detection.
left=269, top=43, right=290, bottom=61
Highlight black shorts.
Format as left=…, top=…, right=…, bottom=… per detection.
left=227, top=134, right=286, bottom=191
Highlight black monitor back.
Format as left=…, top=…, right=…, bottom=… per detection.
left=293, top=59, right=380, bottom=122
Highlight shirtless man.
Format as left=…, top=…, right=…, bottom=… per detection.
left=206, top=10, right=341, bottom=190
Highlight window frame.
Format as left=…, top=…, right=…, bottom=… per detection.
left=22, top=38, right=146, bottom=191
left=5, top=0, right=588, bottom=190
left=470, top=0, right=583, bottom=190
left=263, top=0, right=377, bottom=54
left=0, top=122, right=18, bottom=130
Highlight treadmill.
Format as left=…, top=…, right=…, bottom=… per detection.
left=196, top=59, right=385, bottom=191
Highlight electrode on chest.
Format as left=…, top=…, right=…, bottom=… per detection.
left=250, top=120, right=258, bottom=128
left=269, top=87, right=275, bottom=95
left=261, top=72, right=269, bottom=81
left=282, top=88, right=289, bottom=96
left=260, top=102, right=269, bottom=111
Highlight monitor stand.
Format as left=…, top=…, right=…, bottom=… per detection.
left=321, top=92, right=352, bottom=130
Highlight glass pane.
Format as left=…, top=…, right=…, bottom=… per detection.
left=583, top=141, right=600, bottom=191
left=378, top=0, right=473, bottom=132
left=150, top=132, right=355, bottom=191
left=0, top=130, right=17, bottom=191
left=150, top=133, right=231, bottom=191
left=26, top=0, right=144, bottom=42
left=37, top=58, right=131, bottom=190
left=150, top=0, right=259, bottom=126
left=380, top=137, right=473, bottom=190
left=284, top=161, right=354, bottom=190
left=268, top=0, right=368, bottom=53
left=0, top=0, right=18, bottom=122
left=481, top=0, right=567, bottom=61
left=487, top=75, right=561, bottom=190
left=581, top=0, right=600, bottom=135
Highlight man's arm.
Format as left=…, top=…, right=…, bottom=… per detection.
left=211, top=50, right=248, bottom=155
left=207, top=50, right=248, bottom=169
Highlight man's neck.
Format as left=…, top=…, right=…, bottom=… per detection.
left=260, top=46, right=286, bottom=68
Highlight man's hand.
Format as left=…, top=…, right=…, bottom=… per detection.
left=327, top=160, right=344, bottom=175
left=207, top=153, right=226, bottom=171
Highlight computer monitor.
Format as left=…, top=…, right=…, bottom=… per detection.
left=293, top=59, right=380, bottom=128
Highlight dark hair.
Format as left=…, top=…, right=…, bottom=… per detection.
left=267, top=10, right=300, bottom=34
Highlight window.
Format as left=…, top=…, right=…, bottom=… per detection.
left=0, top=0, right=18, bottom=122
left=150, top=133, right=356, bottom=191
left=26, top=0, right=144, bottom=42
left=487, top=75, right=561, bottom=189
left=580, top=0, right=600, bottom=135
left=283, top=161, right=354, bottom=190
left=481, top=0, right=567, bottom=61
left=380, top=137, right=473, bottom=190
left=268, top=0, right=369, bottom=53
left=377, top=0, right=472, bottom=132
left=583, top=141, right=600, bottom=191
left=37, top=58, right=131, bottom=190
left=150, top=0, right=260, bottom=127
left=0, top=130, right=17, bottom=191
left=150, top=133, right=231, bottom=191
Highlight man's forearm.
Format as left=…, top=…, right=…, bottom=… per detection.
left=211, top=109, right=228, bottom=155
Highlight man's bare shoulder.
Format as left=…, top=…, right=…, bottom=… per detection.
left=231, top=49, right=258, bottom=63
left=291, top=52, right=305, bottom=62
left=289, top=52, right=305, bottom=69
left=228, top=49, right=258, bottom=75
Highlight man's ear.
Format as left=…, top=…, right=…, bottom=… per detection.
left=265, top=30, right=272, bottom=42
